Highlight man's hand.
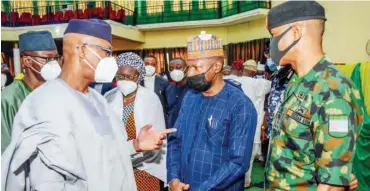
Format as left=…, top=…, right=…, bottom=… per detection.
left=133, top=124, right=177, bottom=152
left=169, top=179, right=190, bottom=191
left=316, top=174, right=358, bottom=191
left=350, top=174, right=358, bottom=191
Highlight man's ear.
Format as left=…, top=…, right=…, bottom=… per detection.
left=214, top=59, right=224, bottom=73
left=21, top=56, right=32, bottom=69
left=292, top=24, right=302, bottom=41
left=78, top=45, right=87, bottom=59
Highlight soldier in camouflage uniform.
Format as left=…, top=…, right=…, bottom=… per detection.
left=264, top=1, right=364, bottom=190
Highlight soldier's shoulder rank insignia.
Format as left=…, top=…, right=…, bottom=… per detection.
left=297, top=91, right=306, bottom=100
left=296, top=105, right=308, bottom=116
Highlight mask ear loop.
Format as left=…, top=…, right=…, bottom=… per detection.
left=182, top=66, right=189, bottom=77
left=27, top=57, right=43, bottom=74
left=275, top=26, right=302, bottom=55
left=78, top=44, right=102, bottom=72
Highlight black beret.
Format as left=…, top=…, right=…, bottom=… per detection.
left=64, top=19, right=112, bottom=43
left=267, top=1, right=326, bottom=31
left=19, top=31, right=57, bottom=53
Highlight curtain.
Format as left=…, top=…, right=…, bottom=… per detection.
left=113, top=50, right=143, bottom=58
left=143, top=48, right=167, bottom=73
left=168, top=47, right=187, bottom=61
left=225, top=38, right=269, bottom=65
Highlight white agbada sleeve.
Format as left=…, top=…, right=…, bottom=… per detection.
left=105, top=86, right=167, bottom=183
left=2, top=80, right=137, bottom=191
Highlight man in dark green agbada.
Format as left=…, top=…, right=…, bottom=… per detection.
left=1, top=31, right=60, bottom=153
left=264, top=1, right=364, bottom=190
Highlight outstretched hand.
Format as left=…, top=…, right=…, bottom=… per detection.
left=169, top=179, right=190, bottom=191
left=134, top=124, right=177, bottom=152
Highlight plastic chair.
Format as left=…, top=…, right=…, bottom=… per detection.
left=61, top=10, right=74, bottom=22
left=93, top=7, right=104, bottom=19
left=40, top=14, right=48, bottom=25
left=84, top=8, right=93, bottom=19
left=1, top=12, right=8, bottom=26
left=54, top=11, right=63, bottom=23
left=77, top=9, right=87, bottom=19
left=31, top=14, right=41, bottom=25
left=109, top=10, right=117, bottom=20
left=8, top=12, right=19, bottom=26
left=116, top=9, right=126, bottom=22
left=19, top=12, right=32, bottom=25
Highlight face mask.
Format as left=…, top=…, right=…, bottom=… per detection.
left=29, top=57, right=61, bottom=81
left=145, top=65, right=156, bottom=77
left=270, top=26, right=301, bottom=65
left=83, top=46, right=118, bottom=83
left=188, top=64, right=214, bottom=92
left=266, top=58, right=278, bottom=72
left=117, top=80, right=138, bottom=96
left=170, top=69, right=185, bottom=82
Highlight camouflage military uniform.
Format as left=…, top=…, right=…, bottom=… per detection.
left=265, top=57, right=364, bottom=190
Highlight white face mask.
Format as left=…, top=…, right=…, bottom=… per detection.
left=145, top=65, right=156, bottom=77
left=170, top=69, right=185, bottom=82
left=83, top=46, right=118, bottom=83
left=117, top=80, right=138, bottom=96
left=29, top=57, right=61, bottom=81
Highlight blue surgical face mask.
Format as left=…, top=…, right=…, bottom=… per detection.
left=266, top=58, right=278, bottom=72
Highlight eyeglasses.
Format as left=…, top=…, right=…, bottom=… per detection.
left=26, top=55, right=62, bottom=63
left=115, top=75, right=139, bottom=81
left=84, top=43, right=113, bottom=57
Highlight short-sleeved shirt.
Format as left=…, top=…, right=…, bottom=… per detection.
left=265, top=58, right=364, bottom=190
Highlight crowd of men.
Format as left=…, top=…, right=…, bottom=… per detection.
left=1, top=1, right=369, bottom=191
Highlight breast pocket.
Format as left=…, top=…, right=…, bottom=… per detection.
left=91, top=116, right=113, bottom=136
left=282, top=96, right=315, bottom=164
left=205, top=118, right=229, bottom=146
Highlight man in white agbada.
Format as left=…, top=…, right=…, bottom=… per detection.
left=1, top=19, right=175, bottom=191
left=105, top=52, right=167, bottom=190
left=228, top=59, right=271, bottom=187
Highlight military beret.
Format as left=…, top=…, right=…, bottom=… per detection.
left=19, top=31, right=57, bottom=53
left=64, top=19, right=112, bottom=43
left=267, top=1, right=326, bottom=31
